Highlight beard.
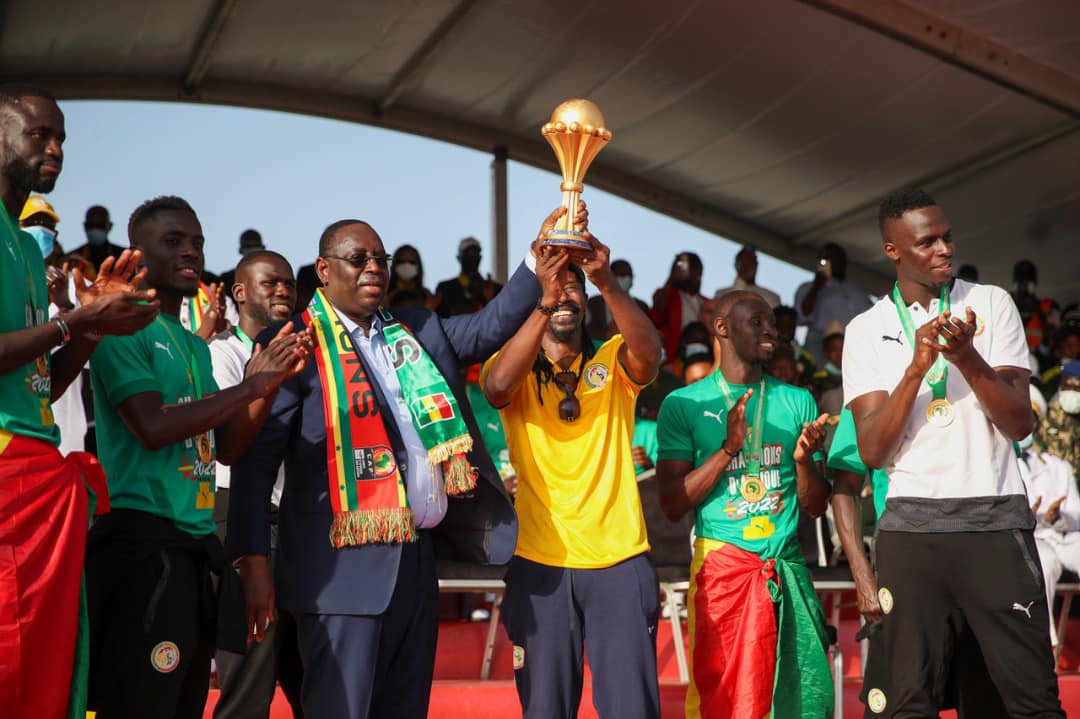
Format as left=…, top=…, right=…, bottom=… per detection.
left=3, top=153, right=57, bottom=193
left=547, top=302, right=582, bottom=342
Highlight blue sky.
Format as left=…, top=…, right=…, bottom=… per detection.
left=43, top=100, right=812, bottom=304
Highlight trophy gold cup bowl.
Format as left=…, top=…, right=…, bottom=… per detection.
left=541, top=99, right=612, bottom=250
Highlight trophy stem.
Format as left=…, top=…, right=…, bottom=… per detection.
left=563, top=189, right=580, bottom=231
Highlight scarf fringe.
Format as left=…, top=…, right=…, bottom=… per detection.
left=427, top=436, right=478, bottom=496
left=443, top=453, right=479, bottom=495
left=329, top=508, right=417, bottom=547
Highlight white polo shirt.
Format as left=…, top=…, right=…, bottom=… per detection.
left=208, top=328, right=284, bottom=505
left=843, top=280, right=1032, bottom=529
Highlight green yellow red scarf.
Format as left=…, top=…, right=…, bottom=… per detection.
left=304, top=289, right=477, bottom=547
left=187, top=282, right=212, bottom=332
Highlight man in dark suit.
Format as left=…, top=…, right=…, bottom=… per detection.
left=228, top=204, right=585, bottom=719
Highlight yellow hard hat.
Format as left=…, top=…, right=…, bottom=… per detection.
left=19, top=195, right=60, bottom=223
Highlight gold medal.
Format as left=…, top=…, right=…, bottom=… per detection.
left=740, top=475, right=767, bottom=502
left=925, top=398, right=954, bottom=427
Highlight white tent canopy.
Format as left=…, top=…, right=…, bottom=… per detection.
left=5, top=0, right=1079, bottom=301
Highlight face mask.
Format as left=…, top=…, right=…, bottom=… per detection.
left=24, top=226, right=56, bottom=258
left=616, top=275, right=633, bottom=292
left=1018, top=434, right=1034, bottom=450
left=825, top=361, right=841, bottom=376
left=682, top=342, right=709, bottom=359
left=86, top=228, right=109, bottom=246
left=395, top=261, right=419, bottom=281
left=1060, top=390, right=1080, bottom=415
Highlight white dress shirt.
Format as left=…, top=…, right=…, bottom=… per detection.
left=337, top=311, right=447, bottom=528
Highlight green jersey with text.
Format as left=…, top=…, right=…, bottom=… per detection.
left=658, top=371, right=821, bottom=559
left=826, top=407, right=889, bottom=519
left=0, top=203, right=58, bottom=445
left=90, top=314, right=219, bottom=536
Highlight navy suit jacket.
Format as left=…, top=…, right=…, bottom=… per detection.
left=228, top=261, right=539, bottom=615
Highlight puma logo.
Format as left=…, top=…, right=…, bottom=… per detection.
left=1011, top=601, right=1035, bottom=619
left=703, top=410, right=725, bottom=425
left=486, top=422, right=499, bottom=432
left=881, top=332, right=903, bottom=345
left=154, top=341, right=174, bottom=359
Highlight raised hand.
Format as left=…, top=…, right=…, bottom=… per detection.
left=722, top=389, right=752, bottom=458
left=71, top=248, right=147, bottom=305
left=67, top=249, right=158, bottom=338
left=46, top=264, right=73, bottom=310
left=794, top=413, right=830, bottom=464
left=910, top=315, right=946, bottom=377
left=195, top=282, right=229, bottom=339
left=571, top=229, right=612, bottom=290
left=935, top=307, right=978, bottom=364
left=536, top=245, right=570, bottom=307
left=531, top=201, right=589, bottom=257
left=244, top=322, right=313, bottom=396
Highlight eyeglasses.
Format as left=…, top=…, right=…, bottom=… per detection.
left=322, top=253, right=392, bottom=269
left=553, top=370, right=581, bottom=423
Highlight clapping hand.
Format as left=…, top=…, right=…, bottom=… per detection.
left=244, top=322, right=314, bottom=396
left=721, top=389, right=752, bottom=459
left=68, top=249, right=159, bottom=337
left=794, top=413, right=830, bottom=464
left=195, top=282, right=229, bottom=339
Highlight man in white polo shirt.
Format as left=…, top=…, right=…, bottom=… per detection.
left=844, top=188, right=1063, bottom=717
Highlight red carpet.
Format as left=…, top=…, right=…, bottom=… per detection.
left=205, top=611, right=1080, bottom=718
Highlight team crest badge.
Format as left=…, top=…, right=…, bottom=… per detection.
left=867, top=688, right=887, bottom=713
left=583, top=363, right=609, bottom=390
left=34, top=354, right=48, bottom=378
left=151, top=641, right=180, bottom=673
left=196, top=433, right=214, bottom=464
left=974, top=316, right=986, bottom=337
left=878, top=587, right=894, bottom=615
left=512, top=644, right=525, bottom=670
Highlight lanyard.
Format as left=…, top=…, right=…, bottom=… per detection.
left=1, top=210, right=42, bottom=325
left=156, top=317, right=204, bottom=397
left=233, top=326, right=254, bottom=353
left=892, top=283, right=950, bottom=400
left=716, top=372, right=766, bottom=478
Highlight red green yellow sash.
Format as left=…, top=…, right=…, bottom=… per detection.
left=304, top=289, right=477, bottom=547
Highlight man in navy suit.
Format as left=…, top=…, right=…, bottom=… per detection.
left=228, top=204, right=585, bottom=719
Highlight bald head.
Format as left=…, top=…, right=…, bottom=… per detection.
left=713, top=290, right=776, bottom=367
left=713, top=290, right=765, bottom=324
left=235, top=249, right=290, bottom=284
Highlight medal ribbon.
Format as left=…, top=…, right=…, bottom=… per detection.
left=233, top=326, right=254, bottom=353
left=716, top=373, right=766, bottom=478
left=891, top=283, right=950, bottom=401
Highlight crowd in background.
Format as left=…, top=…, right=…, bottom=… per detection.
left=26, top=192, right=1080, bottom=569
left=7, top=79, right=1080, bottom=719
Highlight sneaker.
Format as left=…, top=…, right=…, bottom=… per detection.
left=470, top=607, right=491, bottom=622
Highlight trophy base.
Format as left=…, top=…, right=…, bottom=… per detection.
left=541, top=229, right=592, bottom=251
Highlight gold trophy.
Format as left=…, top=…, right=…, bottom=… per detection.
left=541, top=99, right=612, bottom=249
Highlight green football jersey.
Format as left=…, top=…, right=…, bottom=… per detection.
left=658, top=371, right=822, bottom=559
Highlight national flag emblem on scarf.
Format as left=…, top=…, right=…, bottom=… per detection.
left=411, top=392, right=455, bottom=428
